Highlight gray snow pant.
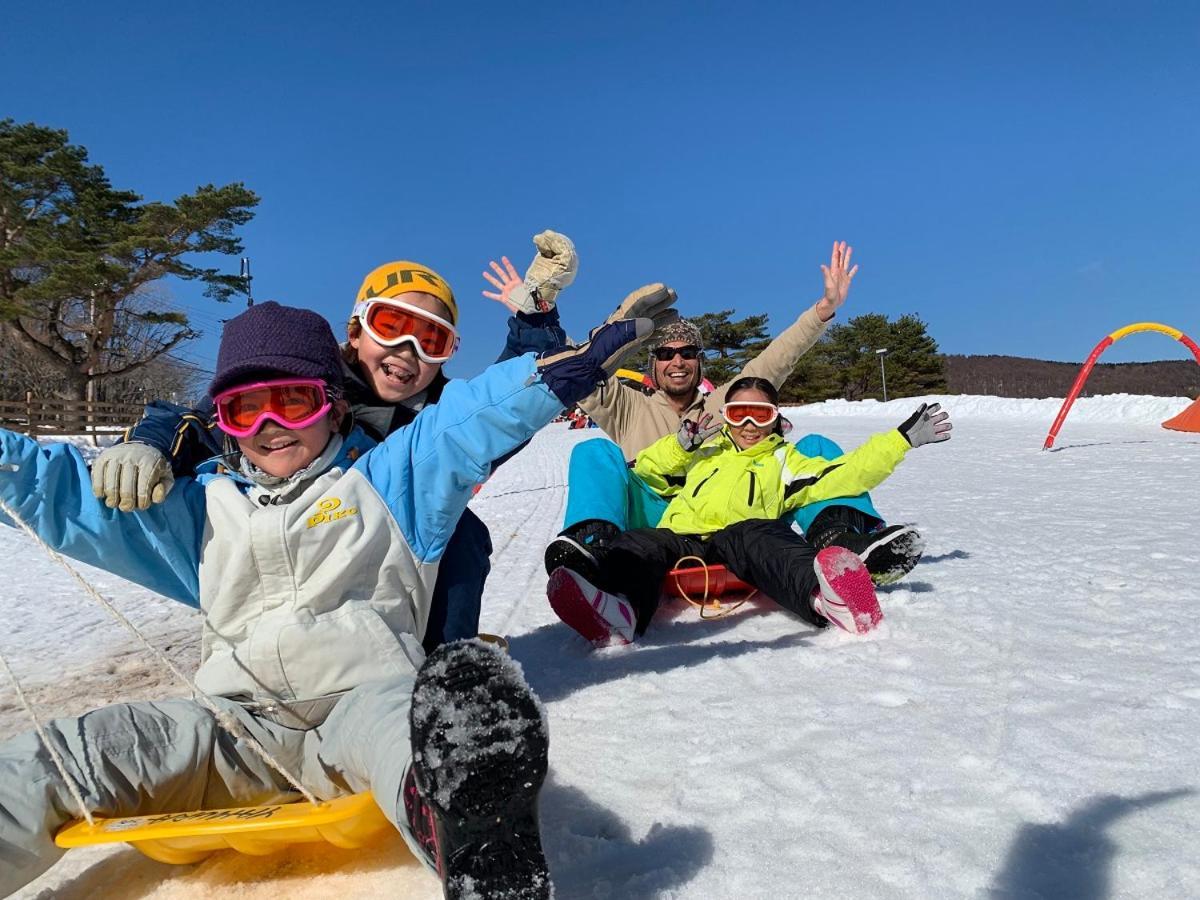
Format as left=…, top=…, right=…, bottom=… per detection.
left=0, top=675, right=424, bottom=896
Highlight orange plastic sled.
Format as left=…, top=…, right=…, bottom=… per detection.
left=664, top=561, right=762, bottom=618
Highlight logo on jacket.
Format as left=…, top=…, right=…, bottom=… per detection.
left=307, top=497, right=359, bottom=529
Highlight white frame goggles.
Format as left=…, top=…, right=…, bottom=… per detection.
left=720, top=401, right=780, bottom=427
left=352, top=297, right=461, bottom=364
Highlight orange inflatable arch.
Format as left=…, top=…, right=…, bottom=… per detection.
left=1043, top=322, right=1200, bottom=449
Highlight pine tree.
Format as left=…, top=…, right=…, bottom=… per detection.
left=781, top=313, right=946, bottom=402
left=0, top=119, right=258, bottom=400
left=693, top=309, right=769, bottom=386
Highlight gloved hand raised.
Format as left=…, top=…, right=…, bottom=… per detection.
left=579, top=283, right=679, bottom=368
left=482, top=230, right=578, bottom=315
left=604, top=283, right=678, bottom=333
left=90, top=442, right=175, bottom=511
left=524, top=230, right=577, bottom=309
left=677, top=413, right=722, bottom=452
left=897, top=402, right=952, bottom=448
left=537, top=318, right=658, bottom=408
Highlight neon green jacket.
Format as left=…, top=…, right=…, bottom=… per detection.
left=634, top=427, right=911, bottom=536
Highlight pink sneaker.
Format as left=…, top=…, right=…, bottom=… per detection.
left=547, top=567, right=637, bottom=646
left=811, top=546, right=883, bottom=635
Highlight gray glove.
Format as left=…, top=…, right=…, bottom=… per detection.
left=898, top=402, right=952, bottom=448
left=677, top=413, right=722, bottom=452
left=90, top=442, right=175, bottom=511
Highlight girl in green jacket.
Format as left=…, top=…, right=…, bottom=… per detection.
left=547, top=377, right=952, bottom=645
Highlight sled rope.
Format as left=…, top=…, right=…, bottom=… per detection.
left=0, top=649, right=95, bottom=825
left=670, top=556, right=756, bottom=619
left=0, top=496, right=320, bottom=807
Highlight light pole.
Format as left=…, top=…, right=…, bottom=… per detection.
left=240, top=258, right=254, bottom=308
left=876, top=348, right=889, bottom=402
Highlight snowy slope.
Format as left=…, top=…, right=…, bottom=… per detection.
left=3, top=394, right=1199, bottom=899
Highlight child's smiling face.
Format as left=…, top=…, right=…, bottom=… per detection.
left=726, top=387, right=776, bottom=451
left=349, top=291, right=450, bottom=404
left=236, top=405, right=345, bottom=477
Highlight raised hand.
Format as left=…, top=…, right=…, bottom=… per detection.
left=482, top=231, right=579, bottom=317
left=898, top=402, right=953, bottom=448
left=676, top=413, right=721, bottom=452
left=816, top=241, right=859, bottom=321
left=482, top=256, right=533, bottom=315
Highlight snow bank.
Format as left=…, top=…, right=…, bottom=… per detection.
left=785, top=392, right=1194, bottom=424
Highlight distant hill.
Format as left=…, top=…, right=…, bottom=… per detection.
left=943, top=355, right=1199, bottom=399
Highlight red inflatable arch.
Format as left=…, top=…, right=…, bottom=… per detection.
left=1043, top=322, right=1200, bottom=449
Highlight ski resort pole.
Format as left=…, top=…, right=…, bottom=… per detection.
left=241, top=257, right=254, bottom=308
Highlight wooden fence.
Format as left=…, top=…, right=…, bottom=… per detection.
left=0, top=392, right=144, bottom=436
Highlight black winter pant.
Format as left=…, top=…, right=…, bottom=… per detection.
left=805, top=504, right=884, bottom=545
left=593, top=519, right=827, bottom=634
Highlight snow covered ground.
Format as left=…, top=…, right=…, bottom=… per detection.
left=3, top=393, right=1199, bottom=899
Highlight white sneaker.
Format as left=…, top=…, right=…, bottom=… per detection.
left=811, top=546, right=883, bottom=635
left=547, top=567, right=637, bottom=646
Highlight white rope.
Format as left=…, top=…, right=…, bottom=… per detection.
left=0, top=649, right=94, bottom=825
left=0, top=494, right=319, bottom=807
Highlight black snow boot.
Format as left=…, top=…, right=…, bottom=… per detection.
left=409, top=640, right=551, bottom=900
left=543, top=518, right=620, bottom=581
left=811, top=524, right=925, bottom=586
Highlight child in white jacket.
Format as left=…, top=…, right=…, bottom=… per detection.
left=0, top=299, right=657, bottom=898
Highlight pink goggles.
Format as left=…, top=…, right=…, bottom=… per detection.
left=213, top=378, right=332, bottom=438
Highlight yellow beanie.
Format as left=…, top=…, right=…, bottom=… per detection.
left=354, top=260, right=458, bottom=325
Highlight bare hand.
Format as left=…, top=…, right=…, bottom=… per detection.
left=816, top=241, right=858, bottom=321
left=481, top=256, right=526, bottom=314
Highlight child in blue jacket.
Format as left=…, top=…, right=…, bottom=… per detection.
left=90, top=243, right=575, bottom=654
left=0, top=299, right=653, bottom=898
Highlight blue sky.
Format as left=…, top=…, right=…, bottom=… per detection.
left=4, top=1, right=1199, bottom=381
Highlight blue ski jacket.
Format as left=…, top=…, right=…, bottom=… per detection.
left=0, top=355, right=562, bottom=705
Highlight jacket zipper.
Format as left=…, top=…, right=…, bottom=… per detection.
left=747, top=472, right=756, bottom=507
left=692, top=468, right=719, bottom=497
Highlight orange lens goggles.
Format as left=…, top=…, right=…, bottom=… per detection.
left=353, top=299, right=460, bottom=363
left=721, top=401, right=779, bottom=427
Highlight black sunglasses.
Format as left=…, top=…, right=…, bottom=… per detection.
left=651, top=345, right=702, bottom=362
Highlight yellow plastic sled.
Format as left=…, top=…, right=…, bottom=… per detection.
left=55, top=637, right=510, bottom=866
left=54, top=791, right=392, bottom=865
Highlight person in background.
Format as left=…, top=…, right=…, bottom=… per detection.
left=545, top=243, right=926, bottom=608
left=548, top=376, right=952, bottom=645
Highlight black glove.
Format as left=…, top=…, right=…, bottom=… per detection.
left=898, top=402, right=952, bottom=448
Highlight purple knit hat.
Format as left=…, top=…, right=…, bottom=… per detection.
left=208, top=301, right=345, bottom=398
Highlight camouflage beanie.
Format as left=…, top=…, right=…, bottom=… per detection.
left=647, top=319, right=704, bottom=352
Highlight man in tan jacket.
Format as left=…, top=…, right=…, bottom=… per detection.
left=546, top=242, right=924, bottom=595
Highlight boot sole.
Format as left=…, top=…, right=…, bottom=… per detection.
left=815, top=547, right=884, bottom=634
left=862, top=526, right=925, bottom=586
left=410, top=641, right=551, bottom=899
left=547, top=568, right=635, bottom=647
